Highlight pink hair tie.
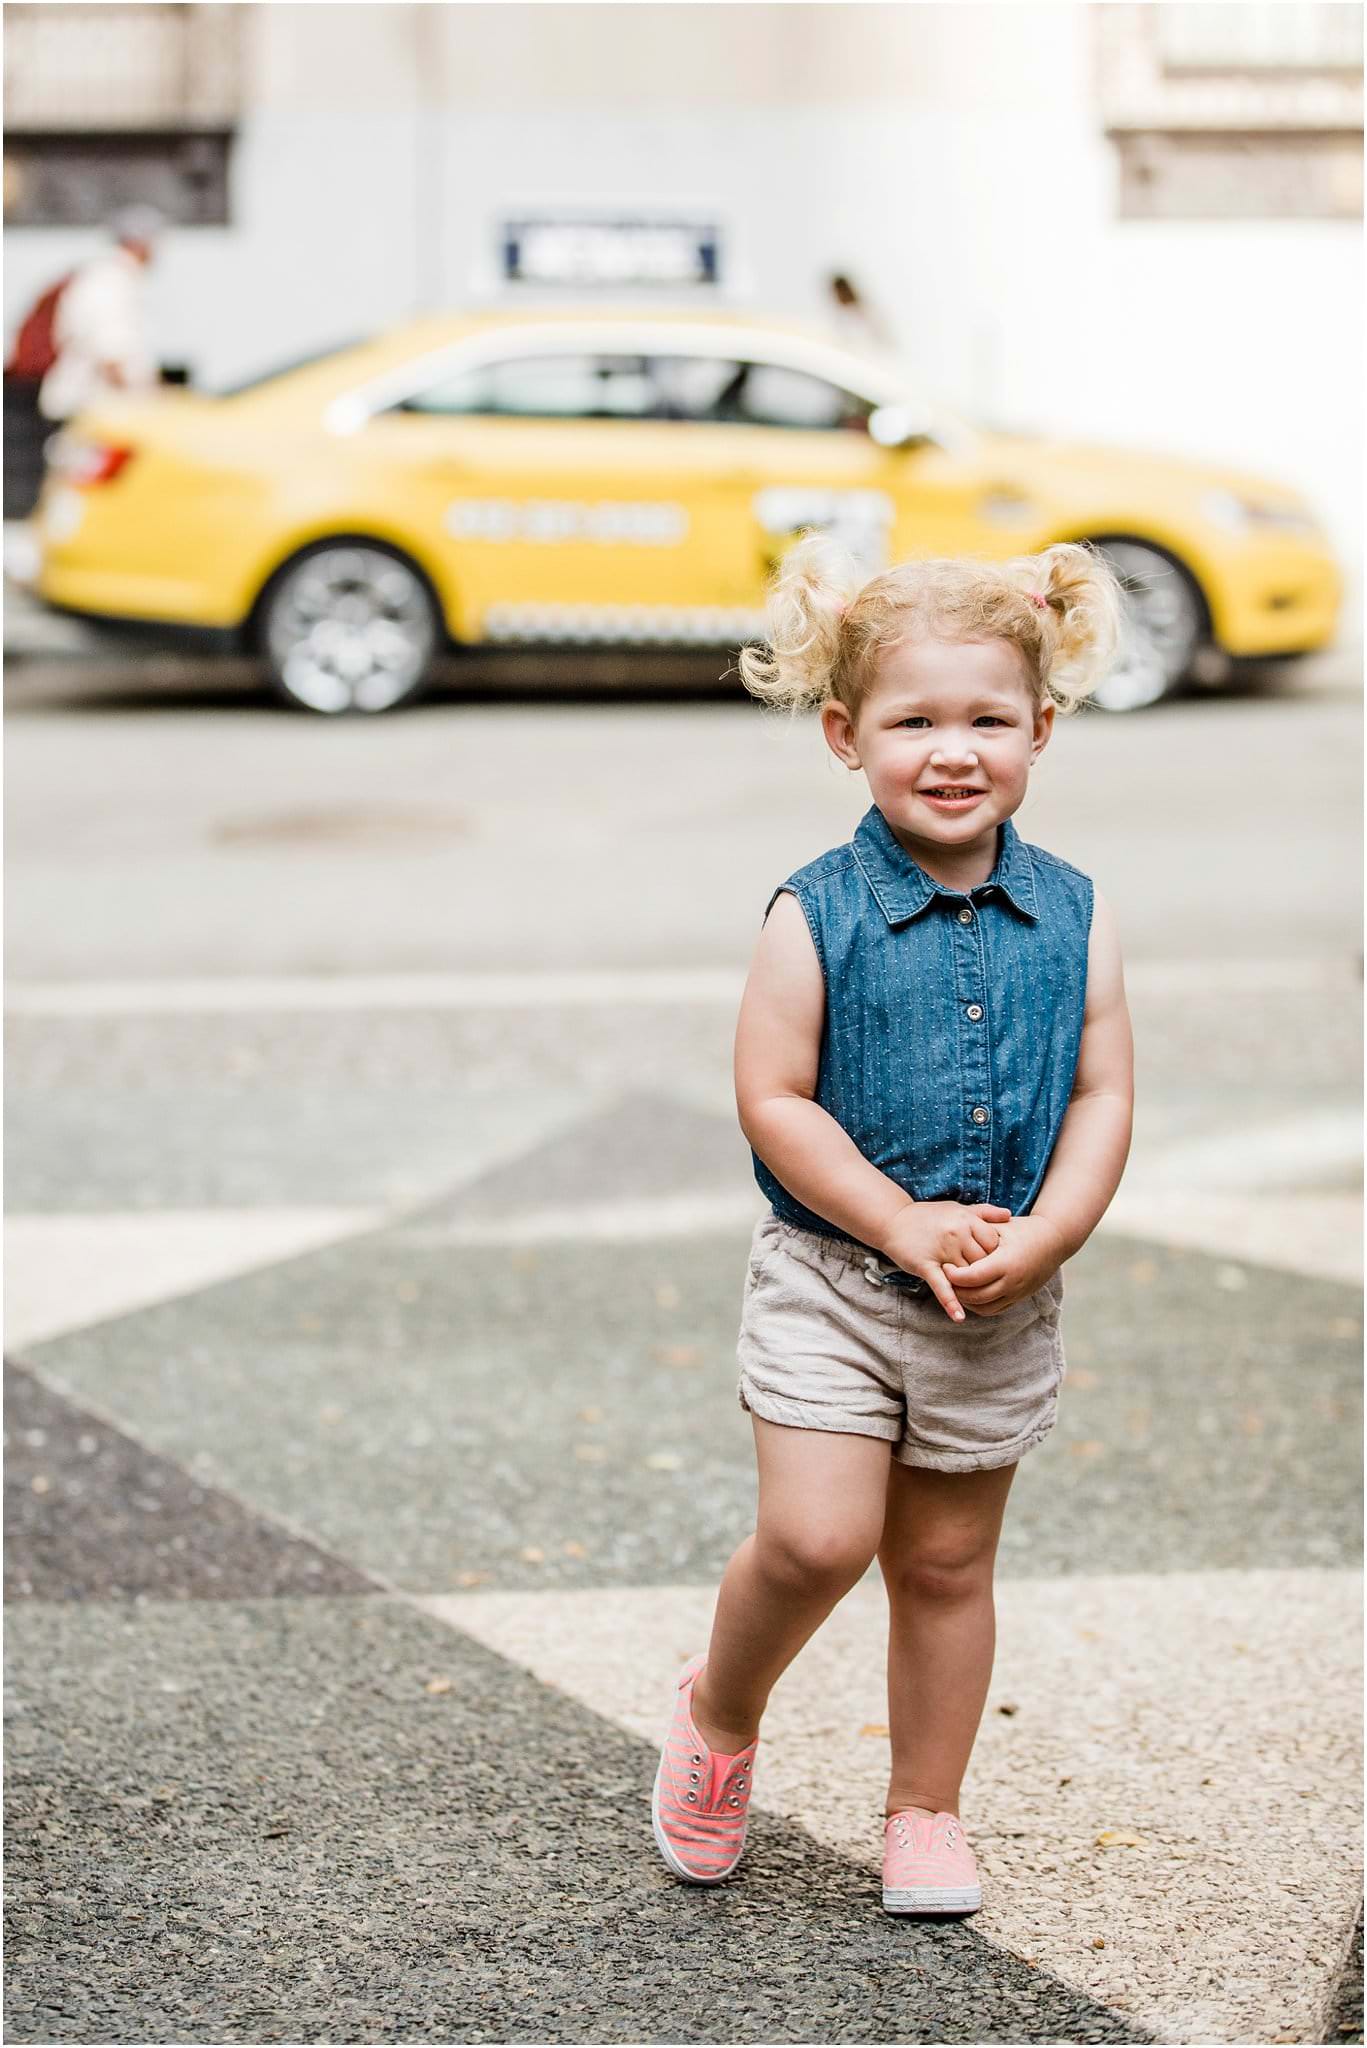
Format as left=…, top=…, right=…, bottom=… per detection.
left=1028, top=591, right=1050, bottom=610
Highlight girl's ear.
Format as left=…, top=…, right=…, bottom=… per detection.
left=1031, top=699, right=1056, bottom=761
left=822, top=699, right=861, bottom=769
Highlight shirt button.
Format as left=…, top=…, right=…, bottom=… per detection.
left=971, top=1106, right=989, bottom=1125
left=957, top=907, right=974, bottom=925
left=966, top=1003, right=984, bottom=1021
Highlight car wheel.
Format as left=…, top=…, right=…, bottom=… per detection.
left=259, top=542, right=440, bottom=714
left=1086, top=540, right=1206, bottom=712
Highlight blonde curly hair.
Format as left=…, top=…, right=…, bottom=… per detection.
left=737, top=534, right=1124, bottom=720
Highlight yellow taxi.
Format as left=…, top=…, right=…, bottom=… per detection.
left=31, top=308, right=1341, bottom=713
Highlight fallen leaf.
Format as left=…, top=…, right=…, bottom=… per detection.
left=996, top=1702, right=1019, bottom=1716
left=520, top=1546, right=545, bottom=1565
left=1069, top=1440, right=1107, bottom=1459
left=859, top=1723, right=889, bottom=1738
left=296, top=1313, right=324, bottom=1333
left=1095, top=1829, right=1147, bottom=1848
left=652, top=1344, right=700, bottom=1369
left=1057, top=1776, right=1072, bottom=1787
left=424, top=1677, right=453, bottom=1696
left=1127, top=1260, right=1157, bottom=1286
left=573, top=1443, right=607, bottom=1463
left=1240, top=1410, right=1265, bottom=1435
left=562, top=1540, right=588, bottom=1559
left=1068, top=1368, right=1101, bottom=1391
left=1329, top=1318, right=1360, bottom=1339
left=395, top=1281, right=420, bottom=1303
left=654, top=1283, right=681, bottom=1310
left=1075, top=1629, right=1099, bottom=1642
left=30, top=1475, right=50, bottom=1495
left=1091, top=1937, right=1106, bottom=1950
left=644, top=1451, right=682, bottom=1471
left=454, top=1570, right=489, bottom=1588
left=577, top=1406, right=603, bottom=1424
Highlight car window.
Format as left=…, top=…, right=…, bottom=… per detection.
left=649, top=355, right=750, bottom=421
left=399, top=354, right=659, bottom=420
left=736, top=362, right=872, bottom=431
left=645, top=355, right=872, bottom=431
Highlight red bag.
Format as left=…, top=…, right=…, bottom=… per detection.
left=5, top=274, right=73, bottom=380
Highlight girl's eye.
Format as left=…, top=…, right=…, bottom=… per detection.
left=897, top=716, right=1008, bottom=728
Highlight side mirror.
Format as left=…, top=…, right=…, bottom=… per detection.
left=867, top=404, right=933, bottom=449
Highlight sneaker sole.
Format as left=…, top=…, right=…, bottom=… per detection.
left=883, top=1884, right=982, bottom=1915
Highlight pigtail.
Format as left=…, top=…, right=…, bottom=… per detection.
left=737, top=530, right=864, bottom=715
left=1017, top=541, right=1125, bottom=715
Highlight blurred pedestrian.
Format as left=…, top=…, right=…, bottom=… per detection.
left=37, top=204, right=165, bottom=424
left=652, top=535, right=1135, bottom=1916
left=825, top=271, right=895, bottom=357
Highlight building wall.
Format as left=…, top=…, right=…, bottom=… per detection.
left=5, top=3, right=1360, bottom=573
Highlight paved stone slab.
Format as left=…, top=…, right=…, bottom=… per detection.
left=4, top=1075, right=587, bottom=1212
left=3, top=1593, right=1148, bottom=2045
left=3, top=1361, right=377, bottom=1603
left=20, top=1219, right=1362, bottom=1595
left=416, top=1091, right=748, bottom=1222
left=4, top=1211, right=383, bottom=1350
left=420, top=1570, right=1362, bottom=2046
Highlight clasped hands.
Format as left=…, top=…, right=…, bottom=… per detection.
left=879, top=1200, right=1067, bottom=1322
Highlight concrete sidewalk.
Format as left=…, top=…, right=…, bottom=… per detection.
left=5, top=977, right=1363, bottom=2044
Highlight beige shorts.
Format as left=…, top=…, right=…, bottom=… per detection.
left=736, top=1209, right=1067, bottom=1474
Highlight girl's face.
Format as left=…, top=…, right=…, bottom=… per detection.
left=821, top=634, right=1054, bottom=862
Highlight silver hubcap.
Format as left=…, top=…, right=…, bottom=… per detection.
left=267, top=547, right=435, bottom=713
left=1090, top=541, right=1203, bottom=712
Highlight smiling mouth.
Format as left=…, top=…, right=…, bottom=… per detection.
left=920, top=787, right=984, bottom=800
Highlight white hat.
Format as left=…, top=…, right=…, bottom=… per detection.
left=109, top=203, right=167, bottom=244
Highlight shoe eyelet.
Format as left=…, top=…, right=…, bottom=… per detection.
left=686, top=1792, right=698, bottom=1803
left=729, top=1798, right=741, bottom=1808
left=688, top=1771, right=700, bottom=1783
left=691, top=1753, right=704, bottom=1764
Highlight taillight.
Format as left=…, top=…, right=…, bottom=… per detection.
left=47, top=436, right=135, bottom=486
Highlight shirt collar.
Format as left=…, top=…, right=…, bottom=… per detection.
left=852, top=804, right=1040, bottom=925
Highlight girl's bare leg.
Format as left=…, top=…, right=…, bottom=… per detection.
left=877, top=1459, right=1019, bottom=1818
left=689, top=1415, right=892, bottom=1755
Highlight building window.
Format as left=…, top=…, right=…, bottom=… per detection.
left=3, top=3, right=240, bottom=227
left=4, top=130, right=232, bottom=227
left=1095, top=3, right=1362, bottom=219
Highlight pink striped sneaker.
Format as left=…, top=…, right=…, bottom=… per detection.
left=882, top=1808, right=982, bottom=1914
left=651, top=1652, right=758, bottom=1885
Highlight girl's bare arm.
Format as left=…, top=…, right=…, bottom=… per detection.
left=1031, top=889, right=1135, bottom=1259
left=734, top=890, right=918, bottom=1253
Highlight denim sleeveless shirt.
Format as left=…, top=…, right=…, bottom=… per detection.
left=752, top=803, right=1092, bottom=1252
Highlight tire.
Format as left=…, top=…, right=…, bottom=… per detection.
left=1086, top=539, right=1207, bottom=712
left=257, top=540, right=441, bottom=714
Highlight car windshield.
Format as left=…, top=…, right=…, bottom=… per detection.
left=210, top=338, right=371, bottom=398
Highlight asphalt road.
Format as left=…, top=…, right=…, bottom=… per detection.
left=4, top=656, right=1362, bottom=2044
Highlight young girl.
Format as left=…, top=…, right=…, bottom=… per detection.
left=652, top=537, right=1135, bottom=1914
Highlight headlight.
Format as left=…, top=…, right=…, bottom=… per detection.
left=1202, top=490, right=1320, bottom=537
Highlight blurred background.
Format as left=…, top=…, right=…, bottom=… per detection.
left=4, top=9, right=1364, bottom=2045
